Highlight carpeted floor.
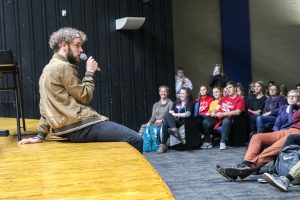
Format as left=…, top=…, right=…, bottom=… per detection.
left=145, top=146, right=300, bottom=200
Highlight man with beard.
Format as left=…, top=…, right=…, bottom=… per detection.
left=18, top=27, right=143, bottom=153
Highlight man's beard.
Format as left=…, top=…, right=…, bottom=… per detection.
left=66, top=49, right=79, bottom=64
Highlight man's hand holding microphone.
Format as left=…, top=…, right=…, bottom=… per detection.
left=80, top=53, right=101, bottom=73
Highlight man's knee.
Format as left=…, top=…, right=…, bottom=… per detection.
left=250, top=133, right=262, bottom=142
left=256, top=116, right=262, bottom=123
left=202, top=119, right=214, bottom=129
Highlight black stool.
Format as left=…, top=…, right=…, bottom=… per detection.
left=0, top=50, right=26, bottom=140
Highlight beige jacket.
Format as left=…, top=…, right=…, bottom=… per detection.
left=37, top=53, right=108, bottom=137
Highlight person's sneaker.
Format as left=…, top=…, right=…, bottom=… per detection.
left=257, top=177, right=268, bottom=183
left=214, top=164, right=238, bottom=181
left=226, top=163, right=256, bottom=179
left=263, top=173, right=290, bottom=192
left=219, top=142, right=227, bottom=150
left=201, top=142, right=212, bottom=149
left=156, top=144, right=168, bottom=154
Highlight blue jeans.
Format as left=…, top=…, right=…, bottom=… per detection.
left=65, top=121, right=143, bottom=153
left=220, top=117, right=232, bottom=143
left=256, top=115, right=276, bottom=133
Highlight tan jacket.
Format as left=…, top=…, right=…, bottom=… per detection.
left=38, top=53, right=108, bottom=137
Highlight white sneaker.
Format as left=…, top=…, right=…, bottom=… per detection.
left=263, top=173, right=290, bottom=192
left=201, top=142, right=212, bottom=149
left=219, top=142, right=227, bottom=150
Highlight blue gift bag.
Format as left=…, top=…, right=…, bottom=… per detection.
left=142, top=125, right=161, bottom=152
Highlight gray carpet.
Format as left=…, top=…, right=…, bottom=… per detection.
left=144, top=146, right=300, bottom=200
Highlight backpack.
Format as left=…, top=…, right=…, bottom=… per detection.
left=142, top=125, right=160, bottom=152
left=275, top=145, right=300, bottom=177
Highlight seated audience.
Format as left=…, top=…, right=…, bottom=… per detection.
left=194, top=85, right=214, bottom=134
left=272, top=90, right=300, bottom=132
left=139, top=86, right=173, bottom=134
left=248, top=81, right=255, bottom=96
left=296, top=83, right=300, bottom=94
left=207, top=64, right=228, bottom=89
left=202, top=81, right=245, bottom=150
left=222, top=87, right=228, bottom=97
left=247, top=81, right=267, bottom=136
left=157, top=87, right=193, bottom=154
left=256, top=84, right=287, bottom=133
left=214, top=95, right=300, bottom=181
left=279, top=83, right=288, bottom=97
left=265, top=81, right=276, bottom=96
left=246, top=81, right=255, bottom=105
left=200, top=87, right=223, bottom=149
left=175, top=66, right=193, bottom=98
left=236, top=83, right=245, bottom=96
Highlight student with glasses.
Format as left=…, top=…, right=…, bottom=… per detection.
left=215, top=90, right=300, bottom=182
left=256, top=84, right=287, bottom=133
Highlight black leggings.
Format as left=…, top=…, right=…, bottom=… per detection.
left=161, top=113, right=184, bottom=144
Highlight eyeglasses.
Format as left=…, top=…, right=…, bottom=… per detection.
left=287, top=95, right=300, bottom=99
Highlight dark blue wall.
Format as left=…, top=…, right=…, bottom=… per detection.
left=220, top=0, right=251, bottom=89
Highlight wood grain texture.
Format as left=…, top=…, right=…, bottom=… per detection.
left=0, top=137, right=174, bottom=199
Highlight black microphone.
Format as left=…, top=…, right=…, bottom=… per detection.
left=80, top=53, right=101, bottom=71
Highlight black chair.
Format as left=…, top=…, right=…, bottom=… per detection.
left=184, top=117, right=201, bottom=149
left=0, top=50, right=26, bottom=140
left=228, top=114, right=248, bottom=146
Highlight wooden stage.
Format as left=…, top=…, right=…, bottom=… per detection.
left=0, top=118, right=174, bottom=199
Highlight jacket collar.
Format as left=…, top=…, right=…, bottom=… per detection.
left=53, top=53, right=79, bottom=69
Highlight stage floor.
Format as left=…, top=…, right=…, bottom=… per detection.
left=0, top=118, right=174, bottom=199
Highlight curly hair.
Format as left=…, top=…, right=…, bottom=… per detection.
left=49, top=27, right=87, bottom=52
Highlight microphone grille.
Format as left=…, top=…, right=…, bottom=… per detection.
left=80, top=53, right=87, bottom=61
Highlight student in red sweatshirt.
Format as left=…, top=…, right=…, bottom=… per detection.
left=202, top=81, right=245, bottom=150
left=194, top=85, right=214, bottom=116
left=193, top=85, right=214, bottom=143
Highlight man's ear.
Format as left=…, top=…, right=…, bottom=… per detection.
left=60, top=41, right=68, bottom=52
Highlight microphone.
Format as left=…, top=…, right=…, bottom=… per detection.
left=80, top=53, right=88, bottom=61
left=80, top=53, right=101, bottom=71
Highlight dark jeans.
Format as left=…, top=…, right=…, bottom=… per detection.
left=248, top=114, right=259, bottom=134
left=161, top=113, right=184, bottom=144
left=202, top=117, right=232, bottom=143
left=196, top=114, right=210, bottom=133
left=66, top=121, right=143, bottom=153
left=256, top=115, right=276, bottom=133
left=283, top=134, right=300, bottom=147
left=202, top=117, right=218, bottom=143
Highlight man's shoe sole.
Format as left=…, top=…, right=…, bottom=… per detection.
left=263, top=173, right=288, bottom=192
left=214, top=164, right=238, bottom=182
left=226, top=166, right=254, bottom=180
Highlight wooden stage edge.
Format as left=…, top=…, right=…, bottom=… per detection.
left=0, top=118, right=174, bottom=199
